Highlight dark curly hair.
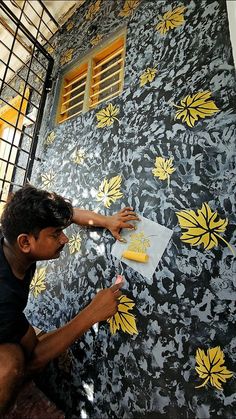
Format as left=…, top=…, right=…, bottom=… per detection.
left=1, top=184, right=73, bottom=244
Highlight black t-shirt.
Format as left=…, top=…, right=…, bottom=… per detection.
left=0, top=236, right=36, bottom=344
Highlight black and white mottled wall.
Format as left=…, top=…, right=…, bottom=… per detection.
left=25, top=0, right=236, bottom=417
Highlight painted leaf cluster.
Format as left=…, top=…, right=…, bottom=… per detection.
left=68, top=233, right=82, bottom=254
left=195, top=347, right=233, bottom=390
left=30, top=268, right=47, bottom=298
left=108, top=295, right=138, bottom=335
left=140, top=67, right=157, bottom=87
left=152, top=157, right=175, bottom=186
left=71, top=149, right=85, bottom=165
left=176, top=203, right=234, bottom=253
left=96, top=175, right=123, bottom=208
left=85, top=0, right=101, bottom=21
left=156, top=6, right=185, bottom=35
left=174, top=91, right=220, bottom=127
left=60, top=49, right=74, bottom=66
left=96, top=103, right=119, bottom=128
left=128, top=231, right=151, bottom=253
left=119, top=0, right=140, bottom=18
left=41, top=171, right=56, bottom=189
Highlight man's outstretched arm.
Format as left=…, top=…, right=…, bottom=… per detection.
left=21, top=283, right=122, bottom=374
left=72, top=207, right=139, bottom=241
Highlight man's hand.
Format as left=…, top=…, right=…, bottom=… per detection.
left=104, top=207, right=139, bottom=241
left=87, top=283, right=122, bottom=323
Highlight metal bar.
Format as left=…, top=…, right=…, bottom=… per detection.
left=25, top=1, right=55, bottom=36
left=0, top=0, right=54, bottom=61
left=38, top=0, right=59, bottom=28
left=0, top=15, right=32, bottom=54
left=64, top=72, right=87, bottom=90
left=0, top=40, right=44, bottom=83
left=63, top=89, right=85, bottom=106
left=93, top=47, right=124, bottom=69
left=90, top=78, right=121, bottom=98
left=0, top=76, right=39, bottom=110
left=25, top=57, right=54, bottom=180
left=90, top=90, right=120, bottom=108
left=92, top=58, right=123, bottom=79
left=0, top=157, right=27, bottom=172
left=0, top=58, right=44, bottom=97
left=92, top=68, right=122, bottom=89
left=0, top=97, right=36, bottom=124
left=0, top=116, right=34, bottom=140
left=60, top=108, right=83, bottom=123
left=63, top=80, right=86, bottom=98
left=60, top=98, right=84, bottom=115
left=0, top=137, right=31, bottom=155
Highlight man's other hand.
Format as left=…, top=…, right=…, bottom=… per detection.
left=88, top=283, right=123, bottom=323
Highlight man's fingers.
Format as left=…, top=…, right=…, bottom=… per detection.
left=120, top=207, right=133, bottom=213
left=110, top=282, right=123, bottom=293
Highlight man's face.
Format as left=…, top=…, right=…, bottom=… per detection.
left=29, top=227, right=69, bottom=260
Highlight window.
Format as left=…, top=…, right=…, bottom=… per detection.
left=58, top=31, right=126, bottom=123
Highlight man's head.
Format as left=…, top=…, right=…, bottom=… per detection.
left=1, top=185, right=73, bottom=260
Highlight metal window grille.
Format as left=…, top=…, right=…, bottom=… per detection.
left=0, top=0, right=58, bottom=207
left=58, top=32, right=125, bottom=124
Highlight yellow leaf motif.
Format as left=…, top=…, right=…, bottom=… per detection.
left=71, top=149, right=85, bottom=165
left=152, top=157, right=175, bottom=187
left=195, top=347, right=233, bottom=390
left=108, top=295, right=138, bottom=335
left=96, top=175, right=123, bottom=208
left=90, top=34, right=103, bottom=46
left=60, top=49, right=74, bottom=66
left=66, top=21, right=74, bottom=32
left=128, top=231, right=151, bottom=253
left=85, top=0, right=101, bottom=21
left=30, top=268, right=46, bottom=298
left=41, top=171, right=56, bottom=189
left=96, top=103, right=119, bottom=128
left=173, top=91, right=220, bottom=128
left=68, top=233, right=82, bottom=254
left=119, top=0, right=140, bottom=17
left=176, top=203, right=235, bottom=254
left=140, top=67, right=157, bottom=87
left=156, top=6, right=186, bottom=35
left=46, top=45, right=54, bottom=55
left=44, top=131, right=56, bottom=146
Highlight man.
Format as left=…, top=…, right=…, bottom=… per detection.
left=0, top=184, right=138, bottom=413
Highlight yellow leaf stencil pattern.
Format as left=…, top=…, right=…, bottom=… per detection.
left=96, top=103, right=119, bottom=128
left=173, top=91, right=220, bottom=127
left=140, top=67, right=157, bottom=87
left=152, top=157, right=175, bottom=187
left=128, top=231, right=151, bottom=253
left=68, top=233, right=82, bottom=254
left=41, top=171, right=56, bottom=189
left=85, top=0, right=101, bottom=21
left=97, top=175, right=123, bottom=208
left=119, top=0, right=140, bottom=17
left=156, top=6, right=185, bottom=35
left=60, top=49, right=74, bottom=66
left=108, top=295, right=138, bottom=335
left=195, top=347, right=233, bottom=390
left=30, top=268, right=46, bottom=298
left=71, top=149, right=85, bottom=164
left=45, top=131, right=56, bottom=146
left=176, top=203, right=235, bottom=254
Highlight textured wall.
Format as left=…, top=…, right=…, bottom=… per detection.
left=25, top=0, right=236, bottom=417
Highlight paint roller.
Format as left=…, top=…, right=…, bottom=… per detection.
left=122, top=250, right=149, bottom=263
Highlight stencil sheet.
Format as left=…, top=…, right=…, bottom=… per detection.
left=111, top=215, right=173, bottom=281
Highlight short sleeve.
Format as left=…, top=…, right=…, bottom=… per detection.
left=0, top=303, right=30, bottom=344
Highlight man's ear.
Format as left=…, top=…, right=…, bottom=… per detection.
left=17, top=234, right=32, bottom=253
